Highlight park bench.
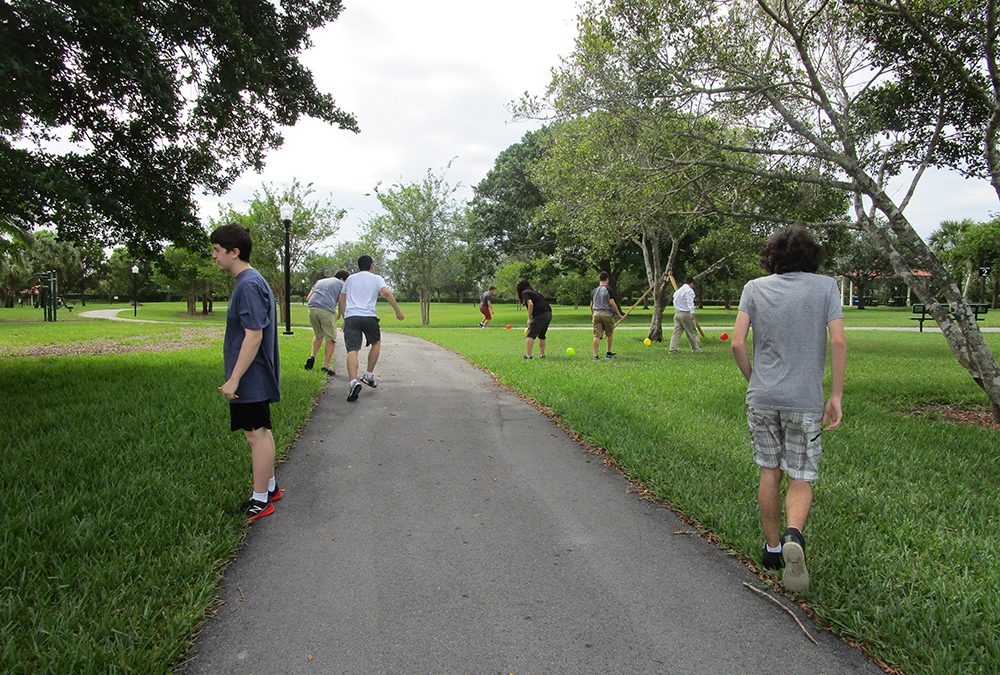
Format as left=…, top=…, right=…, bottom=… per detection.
left=911, top=303, right=988, bottom=332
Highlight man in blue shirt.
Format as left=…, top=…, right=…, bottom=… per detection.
left=211, top=224, right=282, bottom=521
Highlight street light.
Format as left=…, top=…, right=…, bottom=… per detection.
left=131, top=264, right=139, bottom=317
left=279, top=202, right=294, bottom=335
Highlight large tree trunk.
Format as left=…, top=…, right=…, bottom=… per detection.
left=861, top=180, right=1000, bottom=421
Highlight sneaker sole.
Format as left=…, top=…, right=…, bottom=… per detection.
left=781, top=542, right=809, bottom=592
left=361, top=379, right=377, bottom=388
left=347, top=383, right=362, bottom=402
left=246, top=502, right=275, bottom=521
left=269, top=488, right=283, bottom=502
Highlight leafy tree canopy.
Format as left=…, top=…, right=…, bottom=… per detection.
left=0, top=1, right=358, bottom=253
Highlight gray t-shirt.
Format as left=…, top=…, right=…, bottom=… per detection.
left=480, top=291, right=493, bottom=308
left=224, top=268, right=280, bottom=404
left=591, top=285, right=615, bottom=314
left=738, top=272, right=843, bottom=412
left=308, top=277, right=344, bottom=313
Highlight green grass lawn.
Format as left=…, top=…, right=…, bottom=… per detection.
left=1, top=320, right=325, bottom=672
left=17, top=299, right=969, bottom=330
left=393, top=324, right=1000, bottom=674
left=3, top=302, right=998, bottom=673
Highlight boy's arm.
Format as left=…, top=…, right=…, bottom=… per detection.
left=731, top=310, right=752, bottom=382
left=338, top=291, right=346, bottom=320
left=525, top=298, right=534, bottom=320
left=380, top=286, right=405, bottom=320
left=219, top=328, right=263, bottom=399
left=824, top=318, right=847, bottom=430
left=610, top=297, right=624, bottom=318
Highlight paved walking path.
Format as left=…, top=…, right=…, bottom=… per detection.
left=179, top=333, right=877, bottom=674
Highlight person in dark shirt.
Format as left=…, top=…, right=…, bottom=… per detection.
left=515, top=279, right=552, bottom=360
left=210, top=224, right=282, bottom=522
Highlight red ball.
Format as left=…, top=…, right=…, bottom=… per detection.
left=505, top=324, right=512, bottom=329
left=720, top=332, right=729, bottom=341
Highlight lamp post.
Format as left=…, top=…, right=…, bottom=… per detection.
left=131, top=264, right=139, bottom=317
left=280, top=203, right=294, bottom=335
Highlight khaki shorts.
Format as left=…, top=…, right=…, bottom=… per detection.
left=747, top=407, right=823, bottom=482
left=309, top=307, right=338, bottom=340
left=592, top=312, right=615, bottom=339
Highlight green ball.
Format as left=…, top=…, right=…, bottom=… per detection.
left=566, top=347, right=576, bottom=356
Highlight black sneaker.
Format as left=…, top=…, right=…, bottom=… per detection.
left=523, top=355, right=532, bottom=360
left=347, top=380, right=362, bottom=402
left=762, top=547, right=784, bottom=571
left=241, top=498, right=274, bottom=521
left=593, top=355, right=601, bottom=360
left=781, top=528, right=809, bottom=592
left=360, top=373, right=377, bottom=388
left=321, top=367, right=335, bottom=377
left=605, top=352, right=616, bottom=359
left=304, top=356, right=315, bottom=370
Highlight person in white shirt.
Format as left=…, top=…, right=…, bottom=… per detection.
left=338, top=255, right=405, bottom=402
left=669, top=276, right=703, bottom=353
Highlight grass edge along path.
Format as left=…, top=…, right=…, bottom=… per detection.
left=392, top=326, right=1000, bottom=675
left=1, top=330, right=326, bottom=672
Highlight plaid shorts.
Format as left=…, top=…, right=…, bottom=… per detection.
left=747, top=407, right=823, bottom=482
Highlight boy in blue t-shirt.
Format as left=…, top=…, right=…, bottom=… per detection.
left=210, top=224, right=282, bottom=521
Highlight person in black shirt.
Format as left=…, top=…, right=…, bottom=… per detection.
left=515, top=279, right=552, bottom=359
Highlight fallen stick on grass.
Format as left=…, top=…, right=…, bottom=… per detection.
left=742, top=581, right=818, bottom=645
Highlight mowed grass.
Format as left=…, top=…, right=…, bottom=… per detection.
left=393, top=324, right=1000, bottom=674
left=56, top=299, right=972, bottom=329
left=1, top=320, right=326, bottom=672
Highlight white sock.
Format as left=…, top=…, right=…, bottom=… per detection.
left=267, top=476, right=276, bottom=492
left=365, top=371, right=373, bottom=378
left=252, top=490, right=268, bottom=503
left=766, top=543, right=782, bottom=553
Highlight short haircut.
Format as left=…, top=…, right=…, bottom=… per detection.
left=357, top=255, right=374, bottom=271
left=684, top=276, right=694, bottom=284
left=210, top=224, right=253, bottom=262
left=488, top=286, right=496, bottom=291
left=599, top=271, right=609, bottom=281
left=334, top=269, right=349, bottom=281
left=761, top=226, right=825, bottom=274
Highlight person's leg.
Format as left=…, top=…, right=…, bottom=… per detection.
left=525, top=337, right=534, bottom=357
left=593, top=335, right=600, bottom=357
left=310, top=335, right=323, bottom=359
left=245, top=427, right=275, bottom=494
left=606, top=329, right=614, bottom=354
left=322, top=337, right=335, bottom=369
left=669, top=313, right=683, bottom=351
left=347, top=350, right=360, bottom=380
left=785, top=479, right=813, bottom=531
left=538, top=338, right=546, bottom=357
left=366, top=340, right=381, bottom=372
left=758, top=467, right=783, bottom=548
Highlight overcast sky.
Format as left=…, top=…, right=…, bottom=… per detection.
left=196, top=0, right=998, bottom=247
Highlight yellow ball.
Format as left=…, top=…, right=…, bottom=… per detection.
left=643, top=338, right=652, bottom=346
left=566, top=347, right=576, bottom=356
left=524, top=327, right=529, bottom=335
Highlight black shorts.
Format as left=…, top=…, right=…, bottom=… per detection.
left=527, top=311, right=552, bottom=340
left=230, top=400, right=272, bottom=432
left=344, top=316, right=381, bottom=352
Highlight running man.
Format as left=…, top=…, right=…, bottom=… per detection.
left=338, top=255, right=405, bottom=402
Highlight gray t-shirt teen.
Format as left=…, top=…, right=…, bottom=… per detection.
left=308, top=277, right=344, bottom=313
left=591, top=285, right=616, bottom=314
left=480, top=291, right=493, bottom=308
left=738, top=272, right=843, bottom=413
left=224, top=268, right=281, bottom=404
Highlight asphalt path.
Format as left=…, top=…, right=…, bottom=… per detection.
left=181, top=332, right=878, bottom=674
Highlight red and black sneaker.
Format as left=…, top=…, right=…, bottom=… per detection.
left=242, top=498, right=274, bottom=521
left=268, top=485, right=283, bottom=502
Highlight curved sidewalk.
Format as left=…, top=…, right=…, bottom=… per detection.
left=181, top=333, right=877, bottom=673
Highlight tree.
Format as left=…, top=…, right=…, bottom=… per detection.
left=832, top=229, right=894, bottom=309
left=542, top=0, right=1000, bottom=419
left=0, top=1, right=358, bottom=253
left=930, top=219, right=978, bottom=299
left=369, top=168, right=462, bottom=325
left=469, top=129, right=556, bottom=261
left=214, top=180, right=343, bottom=325
left=154, top=242, right=227, bottom=315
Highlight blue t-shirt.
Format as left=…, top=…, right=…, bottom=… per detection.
left=224, top=268, right=280, bottom=404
